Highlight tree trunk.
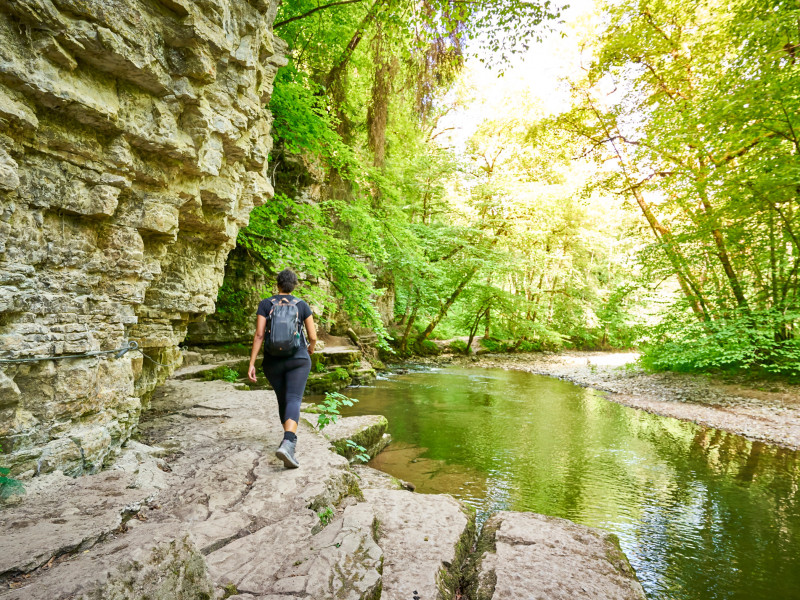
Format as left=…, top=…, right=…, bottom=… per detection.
left=466, top=305, right=489, bottom=355
left=419, top=268, right=479, bottom=341
left=697, top=187, right=748, bottom=309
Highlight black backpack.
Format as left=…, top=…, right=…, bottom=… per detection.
left=264, top=297, right=304, bottom=357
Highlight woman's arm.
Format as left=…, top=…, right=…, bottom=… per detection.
left=248, top=314, right=267, bottom=382
left=304, top=315, right=317, bottom=354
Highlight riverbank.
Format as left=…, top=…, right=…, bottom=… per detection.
left=428, top=351, right=800, bottom=451
left=0, top=375, right=645, bottom=599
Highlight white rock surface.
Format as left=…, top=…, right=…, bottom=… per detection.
left=473, top=511, right=646, bottom=600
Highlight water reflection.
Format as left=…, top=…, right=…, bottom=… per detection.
left=337, top=367, right=800, bottom=600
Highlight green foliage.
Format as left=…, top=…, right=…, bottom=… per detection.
left=316, top=392, right=359, bottom=430
left=238, top=193, right=390, bottom=345
left=0, top=467, right=24, bottom=500
left=201, top=366, right=240, bottom=383
left=641, top=309, right=800, bottom=376
left=313, top=360, right=326, bottom=374
left=448, top=340, right=469, bottom=354
left=214, top=283, right=252, bottom=332
left=333, top=367, right=349, bottom=381
left=345, top=439, right=371, bottom=464
left=270, top=66, right=360, bottom=178
left=558, top=0, right=800, bottom=373
left=317, top=506, right=335, bottom=526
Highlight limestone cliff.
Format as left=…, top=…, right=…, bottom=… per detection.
left=0, top=0, right=286, bottom=476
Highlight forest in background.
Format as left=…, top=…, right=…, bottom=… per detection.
left=218, top=0, right=800, bottom=376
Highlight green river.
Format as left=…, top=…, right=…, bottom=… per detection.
left=334, top=366, right=800, bottom=600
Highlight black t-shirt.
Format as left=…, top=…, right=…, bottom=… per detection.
left=257, top=295, right=313, bottom=361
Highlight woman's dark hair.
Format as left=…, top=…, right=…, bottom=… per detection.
left=276, top=269, right=299, bottom=293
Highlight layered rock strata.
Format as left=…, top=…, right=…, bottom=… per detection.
left=0, top=0, right=286, bottom=476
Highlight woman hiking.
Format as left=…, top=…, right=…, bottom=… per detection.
left=248, top=269, right=317, bottom=469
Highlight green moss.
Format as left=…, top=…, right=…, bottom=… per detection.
left=200, top=365, right=239, bottom=382
left=436, top=504, right=478, bottom=600
left=372, top=517, right=383, bottom=542
left=330, top=417, right=388, bottom=461
left=604, top=532, right=638, bottom=579
left=460, top=511, right=497, bottom=600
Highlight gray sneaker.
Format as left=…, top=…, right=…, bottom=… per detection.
left=276, top=438, right=299, bottom=469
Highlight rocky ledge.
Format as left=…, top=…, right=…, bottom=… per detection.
left=0, top=0, right=286, bottom=477
left=0, top=376, right=644, bottom=599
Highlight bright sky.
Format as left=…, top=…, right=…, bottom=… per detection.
left=437, top=0, right=598, bottom=150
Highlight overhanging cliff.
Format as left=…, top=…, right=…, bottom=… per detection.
left=0, top=0, right=285, bottom=476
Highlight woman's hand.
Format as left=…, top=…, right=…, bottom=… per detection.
left=248, top=364, right=257, bottom=382
left=308, top=341, right=316, bottom=355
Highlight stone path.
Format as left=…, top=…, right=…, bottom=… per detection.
left=0, top=378, right=468, bottom=599
left=0, top=376, right=646, bottom=599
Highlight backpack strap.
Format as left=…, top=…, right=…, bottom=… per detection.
left=267, top=296, right=300, bottom=315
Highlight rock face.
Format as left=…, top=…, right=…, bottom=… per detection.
left=0, top=0, right=286, bottom=476
left=470, top=511, right=647, bottom=600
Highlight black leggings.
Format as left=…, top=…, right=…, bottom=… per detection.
left=262, top=356, right=312, bottom=425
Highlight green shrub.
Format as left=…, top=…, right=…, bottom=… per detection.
left=317, top=506, right=335, bottom=526
left=477, top=338, right=548, bottom=353
left=316, top=391, right=359, bottom=430
left=413, top=339, right=441, bottom=356
left=333, top=367, right=349, bottom=380
left=448, top=340, right=469, bottom=354
left=345, top=439, right=371, bottom=463
left=640, top=309, right=800, bottom=376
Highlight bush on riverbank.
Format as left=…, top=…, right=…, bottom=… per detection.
left=640, top=309, right=800, bottom=377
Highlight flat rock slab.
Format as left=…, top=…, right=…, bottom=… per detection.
left=322, top=415, right=391, bottom=461
left=364, top=488, right=473, bottom=600
left=1, top=524, right=214, bottom=600
left=352, top=465, right=406, bottom=491
left=0, top=462, right=162, bottom=578
left=473, top=511, right=646, bottom=600
left=1, top=379, right=364, bottom=599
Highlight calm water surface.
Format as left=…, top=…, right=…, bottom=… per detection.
left=334, top=366, right=800, bottom=600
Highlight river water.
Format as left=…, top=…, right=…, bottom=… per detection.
left=334, top=366, right=800, bottom=600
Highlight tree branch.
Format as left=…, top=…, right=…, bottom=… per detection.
left=274, top=0, right=366, bottom=29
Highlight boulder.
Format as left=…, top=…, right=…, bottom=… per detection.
left=364, top=488, right=474, bottom=600
left=470, top=511, right=646, bottom=600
